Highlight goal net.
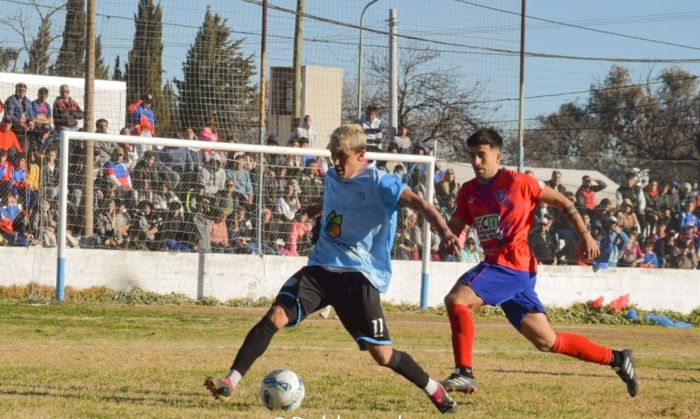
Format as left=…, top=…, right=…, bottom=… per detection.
left=54, top=131, right=439, bottom=299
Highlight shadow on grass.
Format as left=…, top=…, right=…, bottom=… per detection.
left=0, top=384, right=255, bottom=410
left=489, top=368, right=700, bottom=384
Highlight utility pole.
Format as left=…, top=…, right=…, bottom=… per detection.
left=292, top=0, right=305, bottom=129
left=388, top=8, right=398, bottom=138
left=517, top=0, right=526, bottom=172
left=256, top=0, right=268, bottom=255
left=84, top=0, right=96, bottom=236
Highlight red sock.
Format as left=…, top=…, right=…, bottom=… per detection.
left=551, top=332, right=612, bottom=365
left=447, top=304, right=474, bottom=368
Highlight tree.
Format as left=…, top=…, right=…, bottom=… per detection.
left=0, top=47, right=19, bottom=72
left=175, top=8, right=256, bottom=140
left=364, top=46, right=490, bottom=159
left=24, top=16, right=52, bottom=74
left=112, top=55, right=123, bottom=81
left=54, top=0, right=86, bottom=77
left=126, top=0, right=169, bottom=134
left=94, top=35, right=109, bottom=80
left=524, top=65, right=699, bottom=182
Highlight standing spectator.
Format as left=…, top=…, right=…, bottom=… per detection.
left=670, top=231, right=698, bottom=269
left=406, top=141, right=429, bottom=190
left=41, top=147, right=60, bottom=201
left=0, top=150, right=12, bottom=196
left=128, top=94, right=156, bottom=137
left=94, top=118, right=118, bottom=161
left=575, top=175, right=607, bottom=214
left=52, top=84, right=83, bottom=133
left=103, top=147, right=132, bottom=191
left=199, top=116, right=224, bottom=162
left=31, top=199, right=58, bottom=247
left=528, top=215, right=558, bottom=265
left=544, top=170, right=566, bottom=194
left=616, top=170, right=646, bottom=211
left=0, top=115, right=23, bottom=159
left=393, top=126, right=412, bottom=153
left=289, top=114, right=317, bottom=147
left=359, top=104, right=383, bottom=151
left=275, top=180, right=301, bottom=221
left=618, top=232, right=643, bottom=267
left=214, top=180, right=241, bottom=219
left=199, top=153, right=226, bottom=195
left=95, top=199, right=130, bottom=247
left=31, top=87, right=52, bottom=127
left=210, top=209, right=230, bottom=253
left=4, top=83, right=34, bottom=136
left=459, top=236, right=482, bottom=263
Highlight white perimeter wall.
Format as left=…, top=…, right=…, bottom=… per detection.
left=0, top=247, right=698, bottom=313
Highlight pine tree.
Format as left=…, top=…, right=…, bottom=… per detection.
left=175, top=8, right=256, bottom=140
left=112, top=55, right=123, bottom=81
left=126, top=0, right=163, bottom=103
left=125, top=0, right=167, bottom=133
left=54, top=0, right=86, bottom=77
left=94, top=35, right=109, bottom=80
left=24, top=17, right=52, bottom=74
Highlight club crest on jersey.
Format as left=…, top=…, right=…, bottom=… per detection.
left=325, top=210, right=343, bottom=238
left=495, top=189, right=507, bottom=203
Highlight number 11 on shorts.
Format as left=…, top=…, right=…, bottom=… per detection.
left=372, top=318, right=384, bottom=337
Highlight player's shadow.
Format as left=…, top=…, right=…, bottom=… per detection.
left=0, top=383, right=255, bottom=409
left=489, top=368, right=699, bottom=384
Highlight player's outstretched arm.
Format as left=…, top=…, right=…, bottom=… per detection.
left=398, top=188, right=461, bottom=255
left=539, top=186, right=600, bottom=260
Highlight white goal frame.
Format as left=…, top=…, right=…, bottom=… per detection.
left=56, top=131, right=437, bottom=306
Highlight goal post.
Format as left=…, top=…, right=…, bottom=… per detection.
left=56, top=131, right=437, bottom=306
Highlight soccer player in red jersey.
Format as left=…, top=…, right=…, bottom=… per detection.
left=440, top=128, right=639, bottom=397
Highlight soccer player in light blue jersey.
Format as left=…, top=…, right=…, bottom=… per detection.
left=205, top=124, right=462, bottom=414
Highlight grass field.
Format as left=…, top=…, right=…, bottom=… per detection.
left=1, top=303, right=699, bottom=418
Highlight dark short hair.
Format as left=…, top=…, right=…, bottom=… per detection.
left=465, top=128, right=503, bottom=149
left=365, top=104, right=378, bottom=113
left=15, top=83, right=27, bottom=90
left=96, top=118, right=108, bottom=126
left=38, top=87, right=49, bottom=95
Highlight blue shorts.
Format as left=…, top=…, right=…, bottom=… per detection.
left=458, top=261, right=545, bottom=330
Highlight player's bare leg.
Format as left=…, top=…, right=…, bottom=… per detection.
left=367, top=344, right=457, bottom=414
left=442, top=282, right=483, bottom=394
left=520, top=312, right=640, bottom=397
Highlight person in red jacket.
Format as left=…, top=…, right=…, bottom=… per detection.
left=575, top=175, right=608, bottom=216
left=0, top=115, right=23, bottom=159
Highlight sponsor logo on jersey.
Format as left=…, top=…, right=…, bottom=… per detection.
left=474, top=213, right=501, bottom=241
left=325, top=210, right=343, bottom=238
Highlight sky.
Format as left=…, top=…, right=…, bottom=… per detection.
left=3, top=0, right=700, bottom=131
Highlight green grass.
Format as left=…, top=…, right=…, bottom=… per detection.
left=1, top=303, right=699, bottom=418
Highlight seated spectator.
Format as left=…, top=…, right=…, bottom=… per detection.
left=30, top=199, right=57, bottom=247
left=229, top=208, right=253, bottom=254
left=4, top=83, right=34, bottom=136
left=153, top=181, right=181, bottom=211
left=439, top=196, right=457, bottom=223
left=436, top=168, right=459, bottom=209
left=133, top=200, right=161, bottom=250
left=639, top=240, right=659, bottom=268
left=133, top=150, right=180, bottom=193
left=199, top=116, right=225, bottom=162
left=616, top=199, right=640, bottom=235
left=618, top=232, right=643, bottom=267
left=575, top=175, right=607, bottom=215
left=0, top=115, right=23, bottom=159
left=31, top=87, right=53, bottom=127
left=94, top=118, right=118, bottom=161
left=161, top=201, right=195, bottom=252
left=0, top=150, right=12, bottom=196
left=199, top=153, right=226, bottom=195
left=275, top=180, right=301, bottom=221
left=679, top=199, right=698, bottom=230
left=393, top=126, right=412, bottom=153
left=460, top=236, right=482, bottom=263
left=103, top=147, right=132, bottom=191
left=392, top=164, right=406, bottom=184
left=53, top=84, right=83, bottom=133
left=286, top=211, right=313, bottom=256
left=161, top=142, right=197, bottom=175
left=607, top=220, right=629, bottom=268
left=227, top=153, right=253, bottom=206
left=298, top=137, right=315, bottom=168
left=670, top=231, right=698, bottom=269
left=95, top=199, right=129, bottom=247
left=10, top=153, right=28, bottom=204
left=41, top=147, right=60, bottom=201
left=215, top=179, right=242, bottom=219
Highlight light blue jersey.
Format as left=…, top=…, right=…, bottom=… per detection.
left=309, top=164, right=407, bottom=293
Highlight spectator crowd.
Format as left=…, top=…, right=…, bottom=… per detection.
left=1, top=90, right=698, bottom=270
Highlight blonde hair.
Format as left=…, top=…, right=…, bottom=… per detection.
left=328, top=124, right=367, bottom=154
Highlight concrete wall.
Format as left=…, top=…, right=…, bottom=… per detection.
left=1, top=72, right=127, bottom=134
left=1, top=247, right=698, bottom=313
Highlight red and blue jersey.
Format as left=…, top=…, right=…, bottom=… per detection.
left=454, top=168, right=543, bottom=273
left=103, top=161, right=131, bottom=189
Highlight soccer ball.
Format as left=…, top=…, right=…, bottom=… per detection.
left=259, top=369, right=305, bottom=411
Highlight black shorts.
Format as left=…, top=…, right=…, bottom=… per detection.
left=274, top=265, right=392, bottom=350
